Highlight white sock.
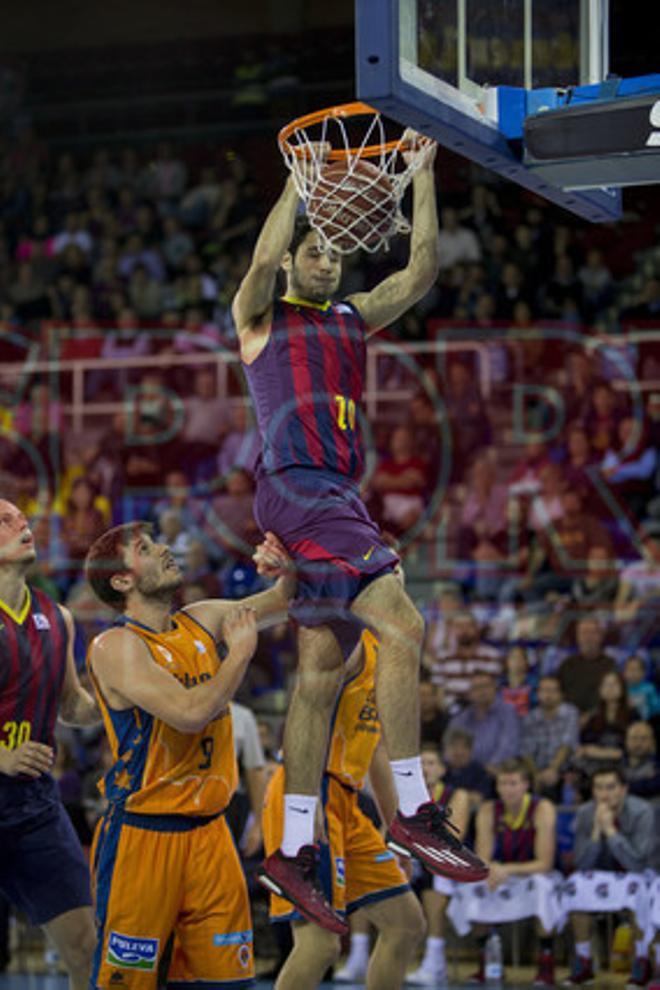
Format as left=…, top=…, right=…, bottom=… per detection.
left=390, top=756, right=429, bottom=816
left=635, top=940, right=649, bottom=959
left=423, top=936, right=446, bottom=968
left=575, top=941, right=592, bottom=960
left=348, top=933, right=370, bottom=963
left=281, top=794, right=317, bottom=856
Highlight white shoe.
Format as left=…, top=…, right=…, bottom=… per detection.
left=405, top=962, right=447, bottom=986
left=334, top=958, right=369, bottom=983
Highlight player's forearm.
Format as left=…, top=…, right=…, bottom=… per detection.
left=250, top=176, right=300, bottom=269
left=246, top=576, right=295, bottom=628
left=187, top=648, right=253, bottom=730
left=58, top=687, right=101, bottom=727
left=409, top=169, right=440, bottom=291
left=245, top=766, right=267, bottom=818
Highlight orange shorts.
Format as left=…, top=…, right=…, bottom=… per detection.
left=91, top=808, right=254, bottom=989
left=263, top=768, right=408, bottom=921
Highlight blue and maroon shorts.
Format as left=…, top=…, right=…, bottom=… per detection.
left=0, top=801, right=92, bottom=925
left=254, top=466, right=398, bottom=627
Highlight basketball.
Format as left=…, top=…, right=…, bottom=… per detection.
left=306, top=158, right=397, bottom=252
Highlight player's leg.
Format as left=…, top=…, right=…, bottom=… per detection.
left=564, top=912, right=595, bottom=986
left=362, top=891, right=426, bottom=990
left=351, top=572, right=425, bottom=765
left=274, top=920, right=340, bottom=990
left=534, top=921, right=556, bottom=987
left=282, top=625, right=344, bottom=806
left=258, top=625, right=347, bottom=933
left=407, top=887, right=450, bottom=986
left=43, top=907, right=96, bottom=990
left=351, top=573, right=487, bottom=882
left=335, top=910, right=372, bottom=983
left=2, top=805, right=95, bottom=990
left=92, top=816, right=183, bottom=990
left=626, top=911, right=654, bottom=989
left=168, top=817, right=254, bottom=987
left=341, top=787, right=422, bottom=990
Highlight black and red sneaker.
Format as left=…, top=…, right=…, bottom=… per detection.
left=257, top=845, right=348, bottom=936
left=388, top=801, right=489, bottom=881
left=626, top=957, right=653, bottom=989
left=534, top=950, right=556, bottom=986
left=562, top=956, right=594, bottom=986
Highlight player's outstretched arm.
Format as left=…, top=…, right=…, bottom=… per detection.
left=347, top=133, right=440, bottom=334
left=57, top=605, right=101, bottom=727
left=184, top=531, right=295, bottom=639
left=232, top=175, right=300, bottom=339
left=89, top=607, right=257, bottom=733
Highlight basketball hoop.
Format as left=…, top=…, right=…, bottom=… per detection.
left=278, top=102, right=433, bottom=254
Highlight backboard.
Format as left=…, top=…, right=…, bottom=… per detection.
left=356, top=0, right=639, bottom=222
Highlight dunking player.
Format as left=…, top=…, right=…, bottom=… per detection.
left=84, top=522, right=293, bottom=990
left=262, top=572, right=425, bottom=990
left=0, top=499, right=99, bottom=990
left=233, top=131, right=487, bottom=933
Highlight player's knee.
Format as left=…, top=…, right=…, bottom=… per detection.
left=374, top=895, right=426, bottom=944
left=298, top=926, right=341, bottom=968
left=380, top=594, right=424, bottom=652
left=397, top=897, right=427, bottom=944
left=296, top=661, right=343, bottom=707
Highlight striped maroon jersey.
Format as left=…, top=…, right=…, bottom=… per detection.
left=493, top=795, right=539, bottom=863
left=0, top=587, right=68, bottom=752
left=242, top=297, right=367, bottom=481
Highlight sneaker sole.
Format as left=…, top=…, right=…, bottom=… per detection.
left=387, top=838, right=488, bottom=881
left=256, top=869, right=348, bottom=936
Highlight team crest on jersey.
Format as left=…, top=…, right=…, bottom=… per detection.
left=335, top=856, right=346, bottom=888
left=107, top=932, right=159, bottom=971
left=194, top=640, right=207, bottom=654
left=238, top=944, right=251, bottom=968
left=32, top=613, right=51, bottom=630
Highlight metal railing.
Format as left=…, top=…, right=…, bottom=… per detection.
left=1, top=327, right=658, bottom=435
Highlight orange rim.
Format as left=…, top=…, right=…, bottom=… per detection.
left=278, top=101, right=405, bottom=160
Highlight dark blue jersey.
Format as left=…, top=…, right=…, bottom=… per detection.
left=243, top=297, right=367, bottom=481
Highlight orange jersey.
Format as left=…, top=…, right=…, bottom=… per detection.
left=89, top=611, right=237, bottom=816
left=326, top=629, right=380, bottom=789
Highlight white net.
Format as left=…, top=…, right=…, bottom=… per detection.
left=279, top=104, right=432, bottom=254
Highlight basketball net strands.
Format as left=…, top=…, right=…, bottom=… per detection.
left=278, top=102, right=434, bottom=254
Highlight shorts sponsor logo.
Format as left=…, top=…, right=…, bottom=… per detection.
left=335, top=857, right=346, bottom=887
left=107, top=932, right=159, bottom=971
left=238, top=944, right=251, bottom=968
left=109, top=972, right=125, bottom=984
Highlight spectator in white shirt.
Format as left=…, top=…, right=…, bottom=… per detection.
left=437, top=206, right=482, bottom=271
